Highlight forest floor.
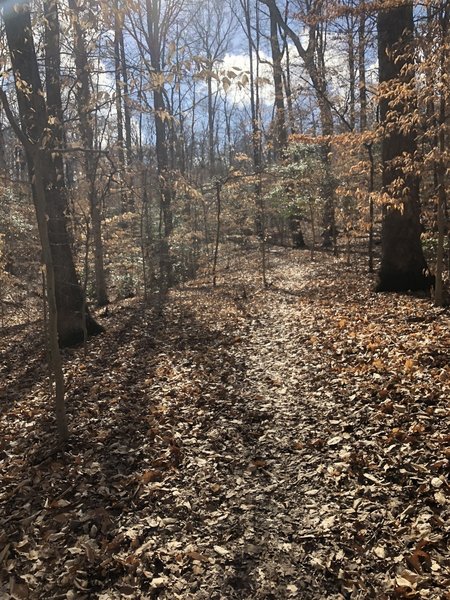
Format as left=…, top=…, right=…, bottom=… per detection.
left=1, top=248, right=450, bottom=600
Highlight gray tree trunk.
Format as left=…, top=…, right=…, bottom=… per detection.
left=2, top=1, right=103, bottom=346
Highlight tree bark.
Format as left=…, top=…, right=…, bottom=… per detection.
left=119, top=13, right=133, bottom=164
left=358, top=11, right=367, bottom=133
left=207, top=62, right=216, bottom=173
left=268, top=1, right=287, bottom=155
left=2, top=1, right=103, bottom=346
left=346, top=14, right=356, bottom=131
left=376, top=3, right=429, bottom=292
left=0, top=115, right=6, bottom=172
left=433, top=2, right=449, bottom=306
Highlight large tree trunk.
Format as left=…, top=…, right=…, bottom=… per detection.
left=2, top=1, right=103, bottom=346
left=376, top=3, right=429, bottom=292
left=433, top=2, right=449, bottom=306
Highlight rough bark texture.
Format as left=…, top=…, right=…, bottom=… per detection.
left=376, top=4, right=429, bottom=292
left=3, top=2, right=103, bottom=346
left=433, top=3, right=449, bottom=306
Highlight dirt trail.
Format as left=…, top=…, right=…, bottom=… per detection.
left=118, top=251, right=352, bottom=599
left=117, top=250, right=449, bottom=599
left=146, top=250, right=449, bottom=600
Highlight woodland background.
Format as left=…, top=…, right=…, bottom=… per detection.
left=0, top=0, right=448, bottom=338
left=0, top=0, right=450, bottom=597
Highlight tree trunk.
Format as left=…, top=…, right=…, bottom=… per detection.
left=366, top=142, right=375, bottom=273
left=34, top=149, right=68, bottom=442
left=346, top=14, right=356, bottom=131
left=376, top=3, right=429, bottom=292
left=268, top=2, right=287, bottom=155
left=69, top=0, right=109, bottom=306
left=2, top=1, right=103, bottom=347
left=0, top=116, right=6, bottom=172
left=114, top=0, right=126, bottom=211
left=280, top=25, right=295, bottom=135
left=358, top=12, right=367, bottom=132
left=242, top=0, right=263, bottom=239
left=207, top=53, right=216, bottom=174
left=212, top=181, right=221, bottom=287
left=434, top=2, right=449, bottom=306
left=146, top=0, right=174, bottom=289
left=119, top=14, right=133, bottom=164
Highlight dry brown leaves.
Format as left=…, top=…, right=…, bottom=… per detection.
left=0, top=248, right=449, bottom=599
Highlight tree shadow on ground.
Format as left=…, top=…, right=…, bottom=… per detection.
left=0, top=324, right=48, bottom=408
left=1, top=279, right=346, bottom=598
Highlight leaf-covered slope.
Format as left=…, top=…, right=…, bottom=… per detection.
left=1, top=249, right=449, bottom=599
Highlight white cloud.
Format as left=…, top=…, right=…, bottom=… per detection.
left=215, top=51, right=276, bottom=106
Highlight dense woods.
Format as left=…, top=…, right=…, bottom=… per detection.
left=1, top=0, right=449, bottom=328
left=1, top=0, right=449, bottom=598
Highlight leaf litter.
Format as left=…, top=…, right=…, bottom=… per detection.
left=0, top=248, right=449, bottom=599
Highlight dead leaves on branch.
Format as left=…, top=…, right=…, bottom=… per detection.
left=1, top=250, right=449, bottom=598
